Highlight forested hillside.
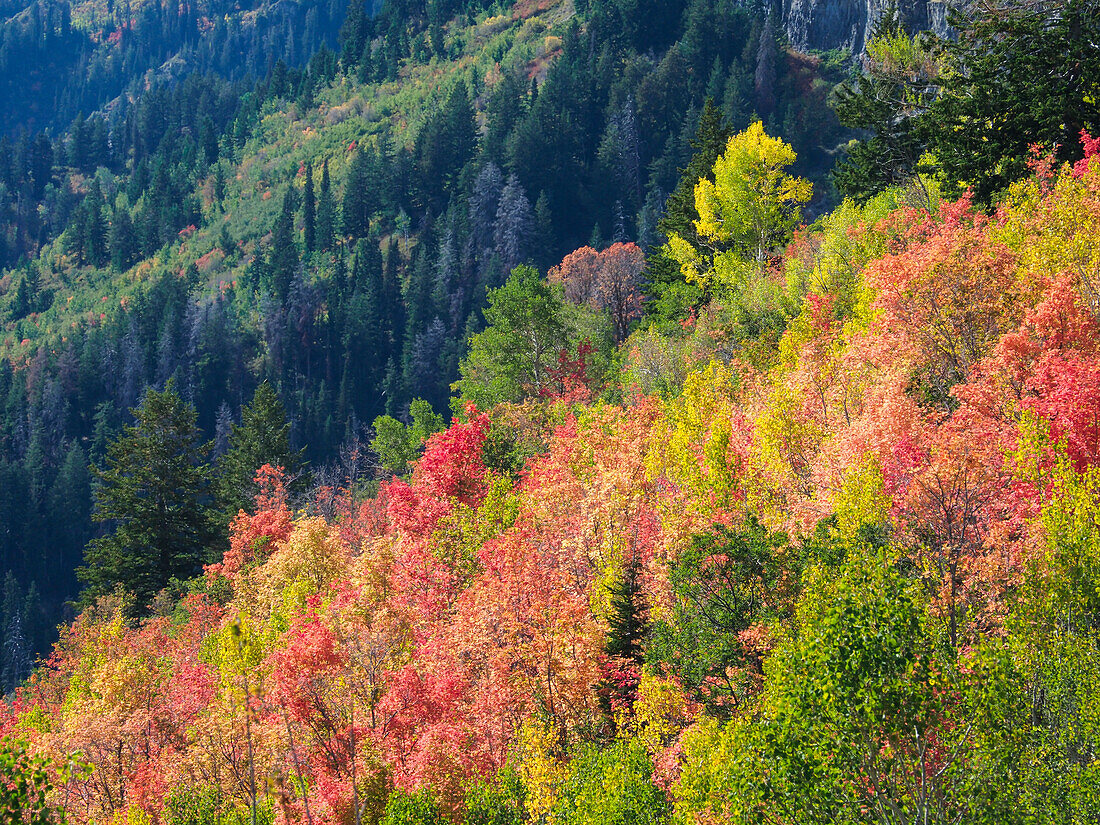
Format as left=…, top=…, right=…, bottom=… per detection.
left=0, top=0, right=850, bottom=672
left=1, top=0, right=1100, bottom=823
left=0, top=0, right=356, bottom=135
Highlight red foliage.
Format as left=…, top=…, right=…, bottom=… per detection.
left=387, top=410, right=491, bottom=538
left=1074, top=130, right=1100, bottom=177
left=207, top=464, right=294, bottom=581
left=550, top=242, right=645, bottom=342
left=1025, top=352, right=1100, bottom=471
left=543, top=339, right=596, bottom=402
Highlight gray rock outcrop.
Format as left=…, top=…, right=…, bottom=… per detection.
left=782, top=0, right=959, bottom=55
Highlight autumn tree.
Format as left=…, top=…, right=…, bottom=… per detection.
left=550, top=243, right=645, bottom=343
left=666, top=121, right=811, bottom=293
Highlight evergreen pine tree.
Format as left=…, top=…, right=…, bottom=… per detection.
left=302, top=160, right=316, bottom=253
left=606, top=549, right=648, bottom=664
left=47, top=443, right=90, bottom=586
left=493, top=175, right=533, bottom=274
left=317, top=158, right=335, bottom=251
left=644, top=99, right=730, bottom=321
left=80, top=383, right=214, bottom=614
left=831, top=5, right=935, bottom=202
left=342, top=150, right=371, bottom=239
left=109, top=208, right=138, bottom=271
left=1, top=573, right=29, bottom=694
left=214, top=382, right=305, bottom=520
left=268, top=188, right=299, bottom=299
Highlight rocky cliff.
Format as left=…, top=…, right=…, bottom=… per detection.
left=782, top=0, right=958, bottom=55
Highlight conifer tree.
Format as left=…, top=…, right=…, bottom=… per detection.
left=1, top=573, right=29, bottom=694
left=82, top=179, right=108, bottom=267
left=109, top=208, right=138, bottom=271
left=302, top=160, right=316, bottom=253
left=342, top=150, right=372, bottom=239
left=606, top=549, right=648, bottom=664
left=317, top=158, right=335, bottom=251
left=268, top=188, right=299, bottom=299
left=929, top=0, right=1100, bottom=202
left=831, top=6, right=936, bottom=202
left=215, top=382, right=304, bottom=520
left=415, top=80, right=476, bottom=210
left=80, top=383, right=214, bottom=614
left=644, top=99, right=730, bottom=321
left=494, top=175, right=534, bottom=274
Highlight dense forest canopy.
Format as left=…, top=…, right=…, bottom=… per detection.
left=0, top=0, right=1097, bottom=822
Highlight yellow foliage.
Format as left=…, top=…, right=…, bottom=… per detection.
left=513, top=717, right=567, bottom=822
left=833, top=457, right=891, bottom=540
left=994, top=169, right=1100, bottom=317
left=434, top=474, right=519, bottom=579
left=109, top=807, right=153, bottom=825
left=632, top=672, right=696, bottom=755
left=647, top=361, right=743, bottom=521
left=252, top=517, right=347, bottom=615
left=753, top=381, right=823, bottom=507
left=668, top=121, right=811, bottom=292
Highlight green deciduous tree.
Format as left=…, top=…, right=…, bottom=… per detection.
left=676, top=547, right=978, bottom=825
left=0, top=738, right=73, bottom=824
left=453, top=266, right=569, bottom=407
left=553, top=739, right=666, bottom=825
left=371, top=397, right=445, bottom=476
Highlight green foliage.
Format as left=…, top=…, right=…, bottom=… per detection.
left=946, top=461, right=1100, bottom=822
left=267, top=188, right=299, bottom=299
left=552, top=739, right=667, bottom=825
left=371, top=398, right=446, bottom=476
left=929, top=0, right=1100, bottom=203
left=164, top=786, right=275, bottom=825
left=415, top=80, right=477, bottom=211
left=676, top=547, right=956, bottom=825
left=464, top=769, right=526, bottom=825
left=649, top=518, right=790, bottom=716
left=830, top=7, right=938, bottom=203
left=80, top=383, right=216, bottom=614
left=606, top=550, right=648, bottom=664
left=380, top=789, right=443, bottom=825
left=0, top=738, right=72, bottom=824
left=454, top=266, right=569, bottom=408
